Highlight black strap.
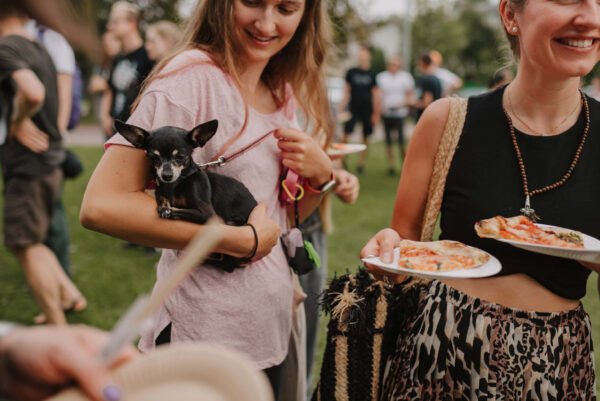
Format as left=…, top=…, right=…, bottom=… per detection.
left=294, top=198, right=300, bottom=228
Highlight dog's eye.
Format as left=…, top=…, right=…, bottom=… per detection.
left=174, top=155, right=187, bottom=162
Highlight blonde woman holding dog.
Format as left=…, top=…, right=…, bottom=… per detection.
left=81, top=0, right=334, bottom=397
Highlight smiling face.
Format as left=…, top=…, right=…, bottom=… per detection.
left=232, top=0, right=306, bottom=69
left=503, top=0, right=600, bottom=78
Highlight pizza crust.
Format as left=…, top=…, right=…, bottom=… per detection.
left=475, top=215, right=584, bottom=249
left=395, top=240, right=490, bottom=272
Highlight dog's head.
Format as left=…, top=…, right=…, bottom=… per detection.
left=114, top=119, right=219, bottom=184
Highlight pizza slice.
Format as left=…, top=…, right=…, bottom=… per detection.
left=475, top=215, right=584, bottom=249
left=395, top=240, right=490, bottom=272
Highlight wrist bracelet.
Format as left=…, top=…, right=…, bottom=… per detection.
left=244, top=223, right=258, bottom=260
left=304, top=170, right=335, bottom=194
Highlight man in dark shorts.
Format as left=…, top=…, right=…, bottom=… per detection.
left=414, top=52, right=442, bottom=121
left=0, top=2, right=85, bottom=324
left=339, top=46, right=380, bottom=174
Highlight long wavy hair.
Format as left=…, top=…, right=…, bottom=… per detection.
left=135, top=0, right=334, bottom=142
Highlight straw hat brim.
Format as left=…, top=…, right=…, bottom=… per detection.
left=46, top=343, right=274, bottom=401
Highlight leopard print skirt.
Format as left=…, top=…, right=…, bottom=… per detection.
left=381, top=280, right=596, bottom=401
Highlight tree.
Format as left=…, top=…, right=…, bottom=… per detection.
left=327, top=0, right=369, bottom=58
left=410, top=0, right=505, bottom=86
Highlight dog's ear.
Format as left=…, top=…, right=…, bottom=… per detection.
left=114, top=120, right=149, bottom=149
left=188, top=120, right=219, bottom=148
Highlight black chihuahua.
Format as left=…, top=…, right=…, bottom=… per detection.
left=114, top=119, right=258, bottom=271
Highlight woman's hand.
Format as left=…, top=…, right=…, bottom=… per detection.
left=275, top=128, right=332, bottom=188
left=334, top=169, right=359, bottom=204
left=0, top=325, right=136, bottom=401
left=12, top=118, right=49, bottom=153
left=360, top=228, right=407, bottom=283
left=246, top=203, right=280, bottom=260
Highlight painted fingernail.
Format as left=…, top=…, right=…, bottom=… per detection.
left=103, top=384, right=122, bottom=401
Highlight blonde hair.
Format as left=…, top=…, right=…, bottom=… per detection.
left=111, top=1, right=140, bottom=24
left=135, top=0, right=334, bottom=143
left=146, top=20, right=182, bottom=49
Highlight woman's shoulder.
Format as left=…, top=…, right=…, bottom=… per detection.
left=149, top=49, right=228, bottom=90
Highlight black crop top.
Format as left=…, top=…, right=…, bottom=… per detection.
left=440, top=85, right=600, bottom=299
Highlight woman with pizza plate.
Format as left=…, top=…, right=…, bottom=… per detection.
left=361, top=0, right=600, bottom=399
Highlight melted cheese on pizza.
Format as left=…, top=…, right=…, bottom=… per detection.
left=475, top=216, right=584, bottom=249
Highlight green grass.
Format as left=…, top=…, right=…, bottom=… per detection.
left=0, top=143, right=598, bottom=393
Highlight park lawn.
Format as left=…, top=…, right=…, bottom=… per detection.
left=0, top=143, right=598, bottom=394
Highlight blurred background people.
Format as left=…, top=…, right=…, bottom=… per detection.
left=413, top=52, right=442, bottom=122
left=89, top=31, right=121, bottom=124
left=429, top=49, right=463, bottom=97
left=376, top=55, right=415, bottom=174
left=145, top=20, right=182, bottom=62
left=338, top=45, right=380, bottom=175
left=25, top=22, right=85, bottom=309
left=0, top=2, right=86, bottom=324
left=102, top=1, right=153, bottom=139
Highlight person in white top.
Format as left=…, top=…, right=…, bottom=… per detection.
left=376, top=55, right=414, bottom=174
left=430, top=49, right=463, bottom=97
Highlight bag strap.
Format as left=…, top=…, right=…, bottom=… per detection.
left=419, top=96, right=468, bottom=241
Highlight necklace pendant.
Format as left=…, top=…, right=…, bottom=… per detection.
left=520, top=195, right=540, bottom=222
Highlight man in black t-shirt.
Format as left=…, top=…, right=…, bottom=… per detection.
left=102, top=1, right=153, bottom=138
left=339, top=46, right=381, bottom=174
left=414, top=52, right=442, bottom=121
left=0, top=2, right=85, bottom=324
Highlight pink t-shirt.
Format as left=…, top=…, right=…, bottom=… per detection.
left=106, top=50, right=297, bottom=369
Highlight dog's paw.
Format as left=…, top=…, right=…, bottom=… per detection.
left=158, top=206, right=173, bottom=219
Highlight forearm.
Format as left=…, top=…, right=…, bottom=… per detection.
left=57, top=73, right=73, bottom=132
left=80, top=191, right=254, bottom=257
left=293, top=192, right=325, bottom=223
left=11, top=70, right=45, bottom=124
left=372, top=88, right=381, bottom=116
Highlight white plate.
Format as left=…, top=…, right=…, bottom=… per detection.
left=361, top=248, right=502, bottom=279
left=326, top=143, right=367, bottom=156
left=497, top=224, right=600, bottom=263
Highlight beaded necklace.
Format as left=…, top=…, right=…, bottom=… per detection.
left=502, top=90, right=590, bottom=222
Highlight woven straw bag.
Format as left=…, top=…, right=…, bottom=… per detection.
left=312, top=97, right=468, bottom=401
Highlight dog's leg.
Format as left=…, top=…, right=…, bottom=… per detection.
left=157, top=196, right=173, bottom=219
left=169, top=204, right=214, bottom=224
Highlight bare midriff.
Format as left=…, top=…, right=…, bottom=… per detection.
left=440, top=274, right=580, bottom=313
